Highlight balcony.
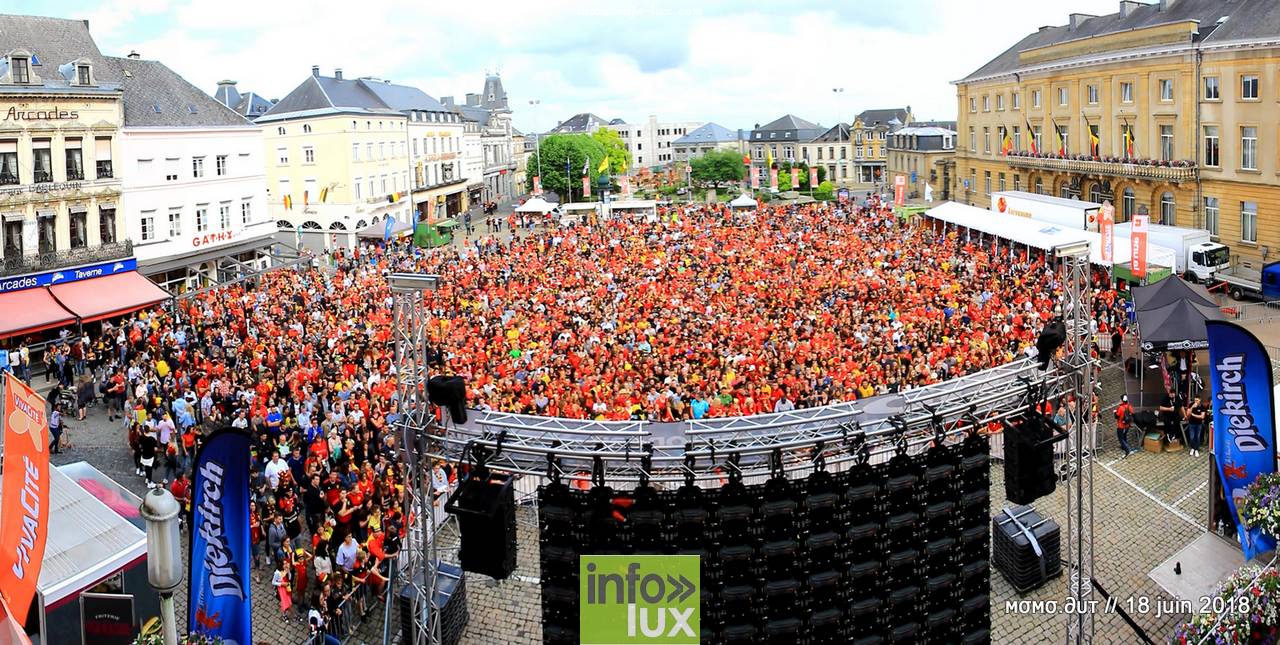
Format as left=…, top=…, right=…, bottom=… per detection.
left=1, top=239, right=133, bottom=277
left=1004, top=153, right=1198, bottom=184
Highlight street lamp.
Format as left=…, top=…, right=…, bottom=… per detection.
left=139, top=488, right=183, bottom=645
left=529, top=99, right=543, bottom=193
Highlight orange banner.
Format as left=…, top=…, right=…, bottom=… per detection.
left=1100, top=201, right=1115, bottom=263
left=791, top=167, right=800, bottom=189
left=0, top=373, right=50, bottom=628
left=532, top=175, right=541, bottom=195
left=1131, top=214, right=1149, bottom=278
left=894, top=174, right=906, bottom=206
left=769, top=167, right=778, bottom=189
left=582, top=176, right=591, bottom=199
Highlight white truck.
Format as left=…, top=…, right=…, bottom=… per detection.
left=1112, top=221, right=1229, bottom=283
left=991, top=190, right=1102, bottom=232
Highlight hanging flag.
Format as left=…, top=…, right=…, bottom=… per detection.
left=924, top=183, right=933, bottom=203
left=533, top=175, right=542, bottom=195
left=751, top=167, right=760, bottom=189
left=765, top=148, right=774, bottom=170
left=1131, top=214, right=1148, bottom=278
left=303, top=190, right=309, bottom=206
left=283, top=195, right=292, bottom=210
left=621, top=176, right=632, bottom=195
left=1123, top=123, right=1136, bottom=158
left=1055, top=123, right=1066, bottom=156
left=1088, top=125, right=1100, bottom=157
left=188, top=428, right=253, bottom=645
left=319, top=187, right=329, bottom=203
left=1099, top=201, right=1115, bottom=262
left=598, top=156, right=610, bottom=173
left=810, top=164, right=819, bottom=188
left=582, top=175, right=591, bottom=198
left=0, top=374, right=50, bottom=628
left=1001, top=127, right=1013, bottom=155
left=581, top=157, right=590, bottom=176
left=769, top=165, right=779, bottom=189
left=1207, top=321, right=1279, bottom=560
left=791, top=167, right=800, bottom=189
left=384, top=216, right=394, bottom=242
left=1025, top=119, right=1037, bottom=154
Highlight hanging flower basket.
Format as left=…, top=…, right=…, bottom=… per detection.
left=1243, top=472, right=1280, bottom=540
left=1171, top=565, right=1280, bottom=644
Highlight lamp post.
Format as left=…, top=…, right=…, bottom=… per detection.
left=139, top=488, right=184, bottom=645
left=529, top=99, right=542, bottom=193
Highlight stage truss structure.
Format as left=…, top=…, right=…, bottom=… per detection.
left=385, top=248, right=1097, bottom=643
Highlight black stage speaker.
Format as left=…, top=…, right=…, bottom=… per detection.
left=428, top=374, right=468, bottom=423
left=445, top=471, right=517, bottom=580
left=1003, top=416, right=1056, bottom=505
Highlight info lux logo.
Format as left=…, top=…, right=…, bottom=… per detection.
left=580, top=555, right=699, bottom=644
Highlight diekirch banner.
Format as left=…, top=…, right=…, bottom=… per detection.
left=188, top=428, right=252, bottom=645
left=1207, top=321, right=1279, bottom=560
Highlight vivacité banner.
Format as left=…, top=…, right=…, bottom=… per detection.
left=1207, top=321, right=1278, bottom=560
left=0, top=373, right=50, bottom=628
left=188, top=428, right=252, bottom=645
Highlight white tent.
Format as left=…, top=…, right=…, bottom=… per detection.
left=515, top=197, right=558, bottom=214
left=608, top=199, right=658, bottom=222
left=924, top=201, right=1175, bottom=268
left=559, top=202, right=600, bottom=226
left=729, top=193, right=758, bottom=209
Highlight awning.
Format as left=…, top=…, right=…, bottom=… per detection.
left=0, top=288, right=76, bottom=338
left=356, top=218, right=414, bottom=239
left=137, top=232, right=276, bottom=277
left=50, top=271, right=171, bottom=323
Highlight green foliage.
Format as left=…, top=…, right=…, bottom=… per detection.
left=689, top=149, right=744, bottom=186
left=524, top=134, right=608, bottom=200
left=815, top=180, right=835, bottom=201
left=591, top=129, right=631, bottom=174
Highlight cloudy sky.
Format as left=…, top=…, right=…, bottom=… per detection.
left=30, top=0, right=1122, bottom=132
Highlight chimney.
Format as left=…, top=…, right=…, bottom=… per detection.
left=334, top=68, right=343, bottom=80
left=1159, top=0, right=1177, bottom=11
left=1068, top=13, right=1095, bottom=30
left=465, top=93, right=480, bottom=106
left=311, top=65, right=320, bottom=77
left=127, top=50, right=140, bottom=59
left=217, top=79, right=237, bottom=88
left=1119, top=0, right=1142, bottom=17
left=440, top=96, right=454, bottom=108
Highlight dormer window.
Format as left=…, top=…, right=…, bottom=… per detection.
left=277, top=126, right=286, bottom=136
left=77, top=64, right=90, bottom=85
left=11, top=56, right=29, bottom=83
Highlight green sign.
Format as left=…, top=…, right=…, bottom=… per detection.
left=580, top=554, right=700, bottom=644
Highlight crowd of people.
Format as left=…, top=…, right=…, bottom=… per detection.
left=5, top=197, right=1135, bottom=638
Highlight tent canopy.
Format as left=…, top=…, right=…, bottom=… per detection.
left=1132, top=275, right=1217, bottom=312
left=1136, top=298, right=1224, bottom=352
left=356, top=218, right=413, bottom=239
left=609, top=199, right=657, bottom=210
left=729, top=193, right=758, bottom=208
left=515, top=197, right=558, bottom=213
left=561, top=202, right=601, bottom=212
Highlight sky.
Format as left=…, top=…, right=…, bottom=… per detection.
left=27, top=0, right=1125, bottom=132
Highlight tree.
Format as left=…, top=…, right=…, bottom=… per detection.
left=689, top=149, right=744, bottom=187
left=524, top=134, right=608, bottom=201
left=591, top=129, right=631, bottom=174
left=815, top=180, right=835, bottom=201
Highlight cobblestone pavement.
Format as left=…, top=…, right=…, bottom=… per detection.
left=46, top=325, right=1220, bottom=644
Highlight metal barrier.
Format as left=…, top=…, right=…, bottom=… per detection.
left=293, top=557, right=392, bottom=645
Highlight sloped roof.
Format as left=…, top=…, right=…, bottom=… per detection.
left=550, top=112, right=609, bottom=133
left=358, top=79, right=448, bottom=112
left=257, top=74, right=402, bottom=122
left=0, top=13, right=121, bottom=95
left=960, top=0, right=1280, bottom=83
left=454, top=104, right=491, bottom=125
left=812, top=123, right=851, bottom=143
left=110, top=56, right=250, bottom=127
left=756, top=113, right=821, bottom=132
left=673, top=122, right=740, bottom=145
left=856, top=108, right=908, bottom=127
left=892, top=125, right=957, bottom=137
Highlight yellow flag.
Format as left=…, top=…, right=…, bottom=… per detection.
left=766, top=148, right=774, bottom=167
left=598, top=156, right=610, bottom=173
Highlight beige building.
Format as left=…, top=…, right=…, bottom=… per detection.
left=887, top=124, right=957, bottom=201
left=851, top=107, right=911, bottom=184
left=0, top=16, right=124, bottom=272
left=956, top=0, right=1280, bottom=268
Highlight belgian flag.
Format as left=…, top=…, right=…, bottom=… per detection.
left=1088, top=126, right=1100, bottom=157
left=1055, top=123, right=1066, bottom=155
left=1123, top=123, right=1136, bottom=158
left=283, top=195, right=292, bottom=210
left=319, top=187, right=329, bottom=203
left=1025, top=119, right=1037, bottom=154
left=1000, top=126, right=1013, bottom=156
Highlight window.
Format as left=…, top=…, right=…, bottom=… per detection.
left=1159, top=79, right=1173, bottom=101
left=1160, top=125, right=1174, bottom=162
left=192, top=156, right=205, bottom=178
left=1204, top=197, right=1220, bottom=236
left=1121, top=82, right=1133, bottom=103
left=1089, top=184, right=1102, bottom=204
left=998, top=173, right=1006, bottom=192
left=64, top=138, right=83, bottom=180
left=1122, top=189, right=1135, bottom=222
left=77, top=64, right=90, bottom=85
left=240, top=199, right=252, bottom=225
left=69, top=209, right=87, bottom=249
left=1013, top=174, right=1021, bottom=191
left=996, top=94, right=1004, bottom=111
left=303, top=146, right=315, bottom=163
left=219, top=203, right=231, bottom=229
left=32, top=139, right=52, bottom=183
left=982, top=95, right=990, bottom=111
left=969, top=168, right=975, bottom=192
left=1032, top=89, right=1041, bottom=108
left=303, top=124, right=312, bottom=134
left=1203, top=126, right=1220, bottom=167
left=140, top=212, right=156, bottom=242
left=95, top=137, right=112, bottom=178
left=11, top=56, right=30, bottom=84
left=0, top=141, right=16, bottom=185
left=366, top=142, right=373, bottom=159
left=168, top=208, right=182, bottom=238
left=1035, top=177, right=1044, bottom=194
left=967, top=127, right=975, bottom=152
left=984, top=170, right=991, bottom=194
left=352, top=143, right=360, bottom=161
left=379, top=142, right=386, bottom=159
left=817, top=147, right=824, bottom=160
left=1087, top=84, right=1098, bottom=104
left=276, top=147, right=288, bottom=165
left=1203, top=76, right=1220, bottom=100
left=1159, top=192, right=1175, bottom=225
left=278, top=179, right=290, bottom=203
left=1241, top=126, right=1258, bottom=170
left=1242, top=74, right=1259, bottom=100
left=1033, top=126, right=1042, bottom=153
left=1242, top=201, right=1258, bottom=243
left=4, top=219, right=20, bottom=257
left=164, top=157, right=179, bottom=181
left=276, top=127, right=286, bottom=136
left=983, top=127, right=991, bottom=154
left=1012, top=126, right=1021, bottom=151
left=840, top=147, right=846, bottom=159
left=1058, top=87, right=1068, bottom=106
left=1012, top=92, right=1020, bottom=110
left=196, top=205, right=209, bottom=232
left=354, top=177, right=362, bottom=200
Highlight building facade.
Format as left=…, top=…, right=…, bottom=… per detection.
left=801, top=123, right=853, bottom=185
left=605, top=115, right=704, bottom=168
left=117, top=56, right=273, bottom=292
left=0, top=16, right=126, bottom=276
left=955, top=0, right=1280, bottom=267
left=887, top=124, right=957, bottom=202
left=851, top=107, right=911, bottom=184
left=748, top=114, right=825, bottom=186
left=672, top=123, right=746, bottom=163
left=441, top=74, right=517, bottom=204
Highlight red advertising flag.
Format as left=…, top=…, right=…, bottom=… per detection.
left=791, top=167, right=800, bottom=189
left=621, top=177, right=631, bottom=195
left=751, top=168, right=760, bottom=189
left=894, top=174, right=906, bottom=206
left=582, top=176, right=591, bottom=198
left=0, top=374, right=50, bottom=627
left=1099, top=201, right=1115, bottom=263
left=810, top=165, right=819, bottom=188
left=532, top=175, right=542, bottom=195
left=742, top=155, right=750, bottom=166
left=1131, top=214, right=1149, bottom=278
left=769, top=167, right=779, bottom=189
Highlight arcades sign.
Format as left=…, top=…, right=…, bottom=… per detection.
left=3, top=107, right=79, bottom=121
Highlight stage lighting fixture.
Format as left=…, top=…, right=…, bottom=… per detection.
left=1035, top=316, right=1067, bottom=370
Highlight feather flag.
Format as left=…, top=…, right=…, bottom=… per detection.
left=598, top=156, right=610, bottom=173
left=766, top=148, right=774, bottom=168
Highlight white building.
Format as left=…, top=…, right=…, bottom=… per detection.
left=440, top=74, right=517, bottom=204
left=114, top=55, right=273, bottom=293
left=605, top=115, right=704, bottom=169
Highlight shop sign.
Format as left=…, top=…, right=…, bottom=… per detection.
left=4, top=107, right=79, bottom=121
left=191, top=230, right=239, bottom=248
left=0, top=257, right=136, bottom=294
left=0, top=182, right=85, bottom=198
left=80, top=593, right=134, bottom=645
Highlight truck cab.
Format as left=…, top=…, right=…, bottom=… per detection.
left=1187, top=242, right=1230, bottom=282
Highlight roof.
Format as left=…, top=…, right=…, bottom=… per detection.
left=213, top=82, right=274, bottom=118
left=959, top=0, right=1280, bottom=83
left=856, top=108, right=909, bottom=127
left=481, top=74, right=508, bottom=111
left=358, top=79, right=448, bottom=112
left=673, top=122, right=741, bottom=145
left=257, top=73, right=403, bottom=122
left=109, top=57, right=250, bottom=127
left=891, top=125, right=957, bottom=137
left=812, top=123, right=851, bottom=143
left=755, top=114, right=821, bottom=132
left=0, top=14, right=121, bottom=95
left=454, top=104, right=491, bottom=125
left=550, top=112, right=609, bottom=133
